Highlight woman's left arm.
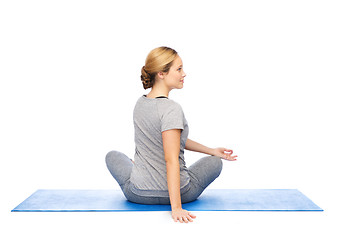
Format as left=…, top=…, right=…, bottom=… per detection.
left=185, top=138, right=237, bottom=161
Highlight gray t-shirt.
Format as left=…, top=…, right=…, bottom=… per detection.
left=129, top=95, right=190, bottom=197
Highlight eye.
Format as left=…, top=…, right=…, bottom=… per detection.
left=177, top=67, right=182, bottom=71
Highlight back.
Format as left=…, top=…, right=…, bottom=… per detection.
left=129, top=95, right=190, bottom=197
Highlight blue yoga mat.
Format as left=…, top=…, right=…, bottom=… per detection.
left=11, top=189, right=323, bottom=212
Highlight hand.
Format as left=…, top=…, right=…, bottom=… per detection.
left=212, top=147, right=238, bottom=161
left=172, top=208, right=196, bottom=223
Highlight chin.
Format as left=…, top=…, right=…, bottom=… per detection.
left=171, top=83, right=184, bottom=90
left=178, top=83, right=184, bottom=89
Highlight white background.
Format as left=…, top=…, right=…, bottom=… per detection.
left=1, top=0, right=336, bottom=239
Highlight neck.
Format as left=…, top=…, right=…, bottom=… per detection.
left=146, top=84, right=170, bottom=99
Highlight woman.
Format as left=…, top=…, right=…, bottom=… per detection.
left=105, top=46, right=237, bottom=223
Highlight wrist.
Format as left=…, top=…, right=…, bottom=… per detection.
left=171, top=204, right=182, bottom=211
left=209, top=148, right=216, bottom=156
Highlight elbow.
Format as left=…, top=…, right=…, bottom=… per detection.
left=165, top=157, right=179, bottom=165
left=165, top=156, right=180, bottom=170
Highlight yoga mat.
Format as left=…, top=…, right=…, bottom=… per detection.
left=11, top=189, right=323, bottom=212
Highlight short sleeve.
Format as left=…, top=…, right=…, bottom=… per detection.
left=160, top=102, right=184, bottom=132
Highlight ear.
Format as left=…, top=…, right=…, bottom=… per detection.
left=157, top=71, right=166, bottom=80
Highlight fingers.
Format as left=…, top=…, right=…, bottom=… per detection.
left=186, top=212, right=196, bottom=222
left=228, top=155, right=238, bottom=161
left=174, top=216, right=192, bottom=223
left=223, top=147, right=238, bottom=161
left=222, top=148, right=233, bottom=154
left=177, top=215, right=193, bottom=223
left=225, top=148, right=233, bottom=154
left=223, top=153, right=238, bottom=161
left=180, top=216, right=188, bottom=223
left=183, top=214, right=194, bottom=223
left=172, top=210, right=196, bottom=223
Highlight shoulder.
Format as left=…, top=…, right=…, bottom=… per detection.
left=157, top=98, right=183, bottom=112
left=156, top=99, right=184, bottom=121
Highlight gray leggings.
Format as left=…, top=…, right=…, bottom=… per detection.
left=105, top=150, right=223, bottom=205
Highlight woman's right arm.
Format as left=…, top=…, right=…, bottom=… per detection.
left=162, top=129, right=196, bottom=223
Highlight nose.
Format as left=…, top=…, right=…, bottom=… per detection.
left=182, top=70, right=186, bottom=78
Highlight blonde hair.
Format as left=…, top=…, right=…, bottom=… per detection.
left=141, top=46, right=178, bottom=89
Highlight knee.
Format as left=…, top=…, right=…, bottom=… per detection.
left=105, top=150, right=121, bottom=167
left=105, top=150, right=131, bottom=169
left=210, top=156, right=223, bottom=177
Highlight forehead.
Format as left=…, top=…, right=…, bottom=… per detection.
left=172, top=55, right=183, bottom=66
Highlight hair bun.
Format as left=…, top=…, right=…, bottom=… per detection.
left=141, top=66, right=153, bottom=89
left=140, top=47, right=178, bottom=90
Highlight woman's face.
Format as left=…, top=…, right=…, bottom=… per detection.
left=162, top=56, right=186, bottom=90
